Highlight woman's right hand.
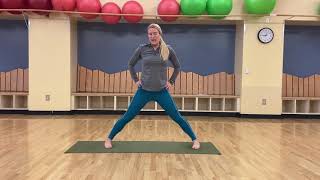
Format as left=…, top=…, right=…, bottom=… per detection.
left=136, top=80, right=142, bottom=87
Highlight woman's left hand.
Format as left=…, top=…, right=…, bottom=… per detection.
left=165, top=81, right=172, bottom=90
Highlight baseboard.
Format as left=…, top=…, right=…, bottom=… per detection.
left=0, top=110, right=319, bottom=119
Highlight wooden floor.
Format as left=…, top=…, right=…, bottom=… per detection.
left=0, top=114, right=320, bottom=180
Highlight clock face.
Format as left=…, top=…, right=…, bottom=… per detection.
left=258, top=28, right=274, bottom=44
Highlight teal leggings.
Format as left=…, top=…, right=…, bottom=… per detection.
left=108, top=87, right=197, bottom=141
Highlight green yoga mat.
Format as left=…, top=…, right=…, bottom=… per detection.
left=65, top=141, right=221, bottom=155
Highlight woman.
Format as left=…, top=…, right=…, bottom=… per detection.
left=105, top=23, right=200, bottom=150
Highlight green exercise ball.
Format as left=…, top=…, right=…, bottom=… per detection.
left=206, top=0, right=232, bottom=19
left=181, top=0, right=207, bottom=16
left=245, top=0, right=276, bottom=14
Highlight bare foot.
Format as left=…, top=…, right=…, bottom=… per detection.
left=104, top=138, right=112, bottom=149
left=192, top=139, right=200, bottom=150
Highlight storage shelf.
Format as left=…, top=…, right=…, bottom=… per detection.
left=0, top=93, right=28, bottom=110
left=282, top=98, right=320, bottom=114
left=72, top=93, right=240, bottom=113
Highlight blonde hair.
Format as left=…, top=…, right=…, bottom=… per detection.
left=147, top=23, right=169, bottom=61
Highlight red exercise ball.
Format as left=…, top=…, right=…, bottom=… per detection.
left=51, top=0, right=76, bottom=11
left=122, top=0, right=144, bottom=23
left=101, top=2, right=121, bottom=24
left=157, top=0, right=180, bottom=22
left=77, top=0, right=101, bottom=19
left=0, top=0, right=26, bottom=14
left=27, top=0, right=52, bottom=15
